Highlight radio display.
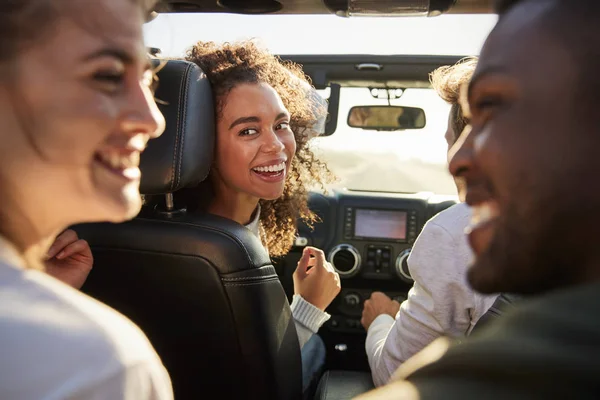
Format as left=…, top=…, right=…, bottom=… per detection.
left=354, top=209, right=407, bottom=240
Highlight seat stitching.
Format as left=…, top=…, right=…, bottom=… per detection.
left=135, top=217, right=268, bottom=267
left=196, top=72, right=211, bottom=184
left=223, top=278, right=281, bottom=287
left=175, top=63, right=192, bottom=188
left=170, top=63, right=185, bottom=191
left=221, top=274, right=278, bottom=282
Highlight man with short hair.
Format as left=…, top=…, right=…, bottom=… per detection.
left=357, top=0, right=600, bottom=398
left=361, top=58, right=499, bottom=387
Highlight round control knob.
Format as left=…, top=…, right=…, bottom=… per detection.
left=343, top=293, right=361, bottom=307
left=395, top=249, right=413, bottom=283
left=328, top=244, right=361, bottom=278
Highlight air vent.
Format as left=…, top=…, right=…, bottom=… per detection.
left=329, top=244, right=361, bottom=278
left=333, top=251, right=356, bottom=273
left=395, top=248, right=413, bottom=283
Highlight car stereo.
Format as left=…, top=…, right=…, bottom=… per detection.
left=343, top=206, right=418, bottom=243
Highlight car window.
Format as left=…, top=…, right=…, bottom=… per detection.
left=144, top=13, right=497, bottom=195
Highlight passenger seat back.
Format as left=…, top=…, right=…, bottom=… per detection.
left=76, top=60, right=302, bottom=400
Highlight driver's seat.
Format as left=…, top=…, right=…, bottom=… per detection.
left=76, top=59, right=302, bottom=400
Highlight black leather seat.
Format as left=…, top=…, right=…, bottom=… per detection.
left=315, top=371, right=374, bottom=400
left=75, top=60, right=302, bottom=400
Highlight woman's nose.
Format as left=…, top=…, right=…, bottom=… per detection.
left=120, top=80, right=165, bottom=139
left=262, top=129, right=285, bottom=154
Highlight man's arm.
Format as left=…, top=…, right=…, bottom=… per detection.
left=365, top=221, right=476, bottom=386
left=365, top=314, right=396, bottom=386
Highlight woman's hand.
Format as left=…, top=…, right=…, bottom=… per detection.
left=44, top=229, right=93, bottom=290
left=293, top=246, right=341, bottom=311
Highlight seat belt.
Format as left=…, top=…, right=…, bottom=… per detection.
left=470, top=293, right=521, bottom=335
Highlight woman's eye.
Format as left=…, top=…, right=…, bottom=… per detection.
left=94, top=71, right=125, bottom=92
left=276, top=122, right=290, bottom=130
left=239, top=128, right=259, bottom=136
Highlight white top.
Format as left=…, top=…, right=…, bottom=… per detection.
left=245, top=206, right=330, bottom=348
left=0, top=236, right=173, bottom=400
left=366, top=203, right=499, bottom=387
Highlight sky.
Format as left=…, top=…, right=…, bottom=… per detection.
left=143, top=13, right=498, bottom=193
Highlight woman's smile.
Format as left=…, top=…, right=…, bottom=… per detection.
left=251, top=158, right=287, bottom=183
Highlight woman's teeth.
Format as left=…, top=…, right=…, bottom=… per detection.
left=253, top=162, right=286, bottom=173
left=96, top=151, right=139, bottom=170
left=471, top=201, right=500, bottom=226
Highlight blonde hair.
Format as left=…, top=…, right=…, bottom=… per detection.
left=430, top=57, right=478, bottom=143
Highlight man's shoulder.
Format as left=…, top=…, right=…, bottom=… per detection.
left=411, top=203, right=471, bottom=257
left=434, top=282, right=600, bottom=363
left=400, top=283, right=600, bottom=399
left=470, top=282, right=600, bottom=340
left=0, top=264, right=166, bottom=398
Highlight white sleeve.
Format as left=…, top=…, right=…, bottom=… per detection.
left=366, top=314, right=396, bottom=386
left=366, top=221, right=476, bottom=387
left=290, top=294, right=331, bottom=349
left=72, top=360, right=173, bottom=400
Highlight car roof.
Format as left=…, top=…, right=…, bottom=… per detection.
left=280, top=54, right=469, bottom=88
left=155, top=0, right=494, bottom=15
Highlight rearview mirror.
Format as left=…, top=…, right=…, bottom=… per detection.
left=347, top=106, right=426, bottom=131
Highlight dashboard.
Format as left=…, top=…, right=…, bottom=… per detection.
left=329, top=206, right=417, bottom=281
left=275, top=189, right=457, bottom=370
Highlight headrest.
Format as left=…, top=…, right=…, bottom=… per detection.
left=140, top=60, right=214, bottom=194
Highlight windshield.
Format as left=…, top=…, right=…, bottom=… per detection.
left=144, top=13, right=497, bottom=195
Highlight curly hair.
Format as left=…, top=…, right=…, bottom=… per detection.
left=430, top=57, right=477, bottom=145
left=185, top=40, right=333, bottom=257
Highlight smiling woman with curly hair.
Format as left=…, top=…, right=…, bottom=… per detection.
left=183, top=40, right=341, bottom=396
left=185, top=40, right=332, bottom=257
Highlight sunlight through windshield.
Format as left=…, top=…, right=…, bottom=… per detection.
left=144, top=13, right=497, bottom=195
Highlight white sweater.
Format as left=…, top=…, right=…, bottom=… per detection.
left=0, top=236, right=172, bottom=400
left=245, top=207, right=330, bottom=349
left=366, top=203, right=499, bottom=387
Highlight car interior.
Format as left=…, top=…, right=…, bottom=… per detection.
left=75, top=1, right=496, bottom=399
